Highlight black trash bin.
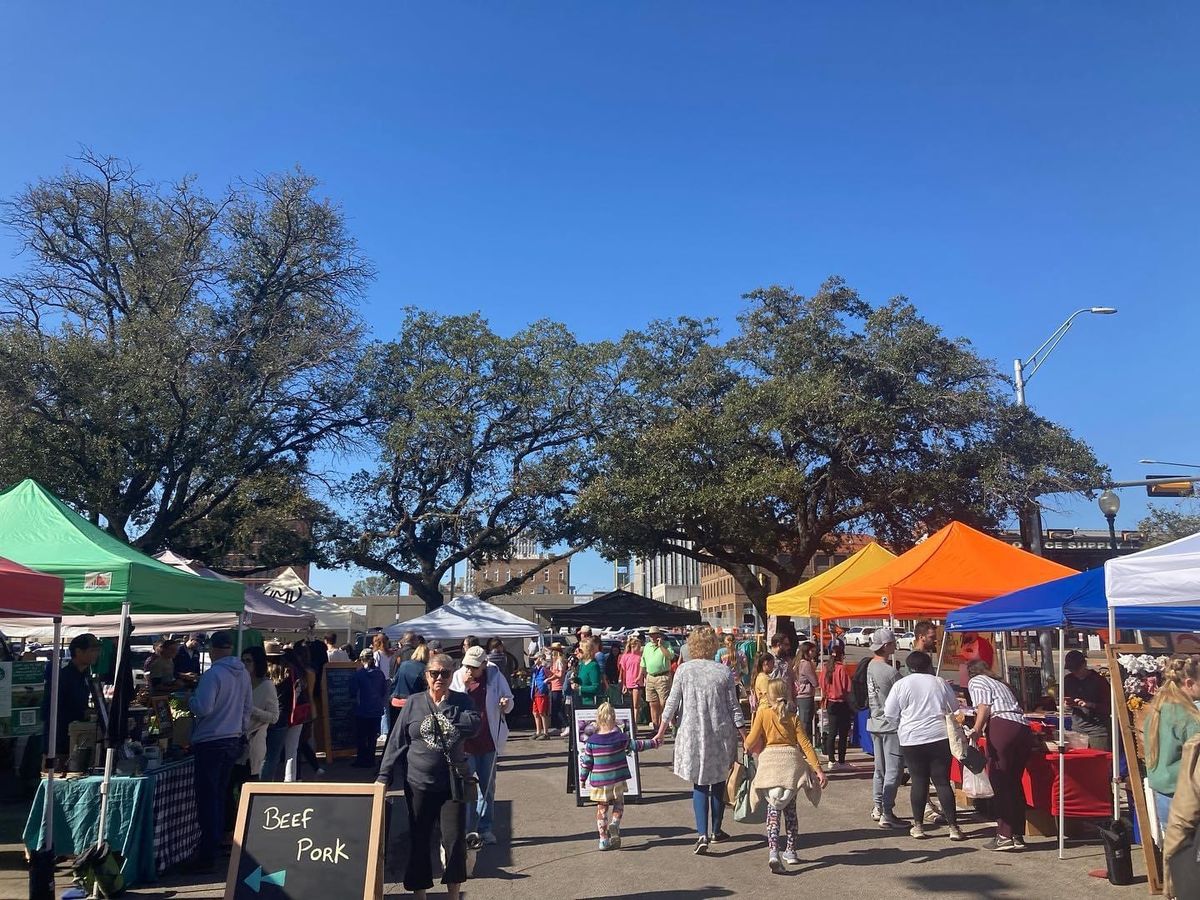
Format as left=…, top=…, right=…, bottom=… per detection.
left=1096, top=819, right=1135, bottom=886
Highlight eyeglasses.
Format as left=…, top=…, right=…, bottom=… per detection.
left=427, top=670, right=451, bottom=680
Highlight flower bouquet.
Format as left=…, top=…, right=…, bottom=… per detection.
left=1117, top=653, right=1169, bottom=711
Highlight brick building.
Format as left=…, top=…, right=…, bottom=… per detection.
left=698, top=534, right=875, bottom=628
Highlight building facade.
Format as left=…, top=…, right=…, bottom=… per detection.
left=698, top=534, right=876, bottom=629
left=464, top=542, right=571, bottom=598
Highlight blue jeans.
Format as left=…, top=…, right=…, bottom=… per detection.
left=467, top=750, right=498, bottom=835
left=871, top=730, right=903, bottom=816
left=692, top=782, right=725, bottom=837
left=261, top=726, right=287, bottom=780
left=193, top=737, right=243, bottom=864
left=1156, top=790, right=1172, bottom=833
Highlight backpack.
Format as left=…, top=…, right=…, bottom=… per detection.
left=531, top=664, right=548, bottom=695
left=850, top=659, right=870, bottom=712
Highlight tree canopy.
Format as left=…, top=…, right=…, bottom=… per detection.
left=0, top=152, right=370, bottom=569
left=329, top=310, right=619, bottom=611
left=1137, top=504, right=1200, bottom=549
left=578, top=278, right=1107, bottom=616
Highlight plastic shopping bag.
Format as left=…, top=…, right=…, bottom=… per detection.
left=963, top=766, right=994, bottom=799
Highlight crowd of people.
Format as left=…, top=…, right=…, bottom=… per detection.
left=38, top=616, right=1200, bottom=898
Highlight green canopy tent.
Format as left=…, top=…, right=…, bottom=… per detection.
left=0, top=479, right=244, bottom=615
left=0, top=478, right=244, bottom=871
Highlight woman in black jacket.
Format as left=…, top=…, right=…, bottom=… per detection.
left=378, top=652, right=480, bottom=900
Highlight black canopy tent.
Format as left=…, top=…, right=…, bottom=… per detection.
left=536, top=589, right=702, bottom=629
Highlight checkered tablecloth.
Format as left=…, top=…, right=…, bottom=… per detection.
left=151, top=758, right=200, bottom=873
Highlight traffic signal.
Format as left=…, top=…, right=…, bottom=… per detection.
left=1146, top=475, right=1196, bottom=498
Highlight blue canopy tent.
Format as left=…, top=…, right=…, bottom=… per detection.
left=944, top=566, right=1200, bottom=854
left=945, top=567, right=1200, bottom=632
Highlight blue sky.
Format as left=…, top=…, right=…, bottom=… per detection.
left=2, top=3, right=1197, bottom=595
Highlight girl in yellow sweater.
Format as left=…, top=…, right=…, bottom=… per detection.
left=745, top=678, right=827, bottom=873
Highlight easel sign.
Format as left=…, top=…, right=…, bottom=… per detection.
left=317, top=662, right=359, bottom=761
left=572, top=706, right=642, bottom=807
left=224, top=782, right=386, bottom=900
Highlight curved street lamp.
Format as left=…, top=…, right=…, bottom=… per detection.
left=1013, top=307, right=1118, bottom=406
left=1012, top=307, right=1118, bottom=555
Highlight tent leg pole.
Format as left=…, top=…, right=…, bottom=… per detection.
left=95, top=600, right=131, bottom=859
left=1058, top=626, right=1065, bottom=861
left=41, top=617, right=62, bottom=855
left=236, top=612, right=245, bottom=656
left=934, top=631, right=948, bottom=677
left=1109, top=605, right=1121, bottom=820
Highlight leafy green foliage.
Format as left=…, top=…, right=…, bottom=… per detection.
left=0, top=152, right=371, bottom=568
left=330, top=310, right=618, bottom=610
left=1137, top=505, right=1200, bottom=549
left=578, top=278, right=1107, bottom=615
left=350, top=575, right=399, bottom=597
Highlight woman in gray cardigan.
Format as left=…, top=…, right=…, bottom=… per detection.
left=653, top=626, right=747, bottom=855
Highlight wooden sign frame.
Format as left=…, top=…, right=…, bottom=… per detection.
left=318, top=662, right=360, bottom=761
left=224, top=781, right=386, bottom=900
left=1106, top=642, right=1163, bottom=895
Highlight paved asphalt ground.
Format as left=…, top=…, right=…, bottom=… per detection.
left=2, top=719, right=1150, bottom=900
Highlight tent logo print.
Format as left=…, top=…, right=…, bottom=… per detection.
left=83, top=572, right=113, bottom=591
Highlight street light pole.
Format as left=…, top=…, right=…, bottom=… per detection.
left=1099, top=489, right=1121, bottom=552
left=1013, top=306, right=1118, bottom=554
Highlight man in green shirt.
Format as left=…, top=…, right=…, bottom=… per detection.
left=641, top=627, right=675, bottom=733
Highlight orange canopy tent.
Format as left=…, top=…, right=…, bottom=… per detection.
left=816, top=521, right=1077, bottom=620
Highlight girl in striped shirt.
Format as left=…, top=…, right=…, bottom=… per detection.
left=579, top=702, right=661, bottom=850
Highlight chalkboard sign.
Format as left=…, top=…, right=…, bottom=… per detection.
left=319, top=663, right=358, bottom=761
left=224, top=782, right=385, bottom=900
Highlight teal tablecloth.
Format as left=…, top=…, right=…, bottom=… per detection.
left=23, top=758, right=195, bottom=887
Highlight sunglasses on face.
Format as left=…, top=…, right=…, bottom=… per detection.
left=427, top=670, right=451, bottom=680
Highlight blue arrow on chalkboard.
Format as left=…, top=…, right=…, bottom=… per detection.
left=244, top=866, right=287, bottom=893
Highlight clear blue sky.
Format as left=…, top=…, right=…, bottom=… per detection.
left=2, top=3, right=1197, bottom=595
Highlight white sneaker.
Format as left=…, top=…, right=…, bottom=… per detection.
left=768, top=850, right=784, bottom=874
left=909, top=824, right=928, bottom=840
left=870, top=805, right=882, bottom=821
left=559, top=727, right=570, bottom=738
left=781, top=849, right=800, bottom=866
left=947, top=825, right=967, bottom=842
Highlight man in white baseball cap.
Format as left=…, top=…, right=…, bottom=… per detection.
left=866, top=627, right=905, bottom=829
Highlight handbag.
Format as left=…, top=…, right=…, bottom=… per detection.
left=72, top=842, right=126, bottom=898
left=945, top=712, right=969, bottom=761
left=726, top=755, right=747, bottom=808
left=430, top=712, right=471, bottom=804
left=289, top=669, right=313, bottom=726
left=733, top=753, right=766, bottom=824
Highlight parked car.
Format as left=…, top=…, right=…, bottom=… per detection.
left=895, top=631, right=916, bottom=651
left=844, top=626, right=874, bottom=647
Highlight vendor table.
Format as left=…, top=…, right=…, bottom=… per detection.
left=23, top=757, right=200, bottom=887
left=1022, top=747, right=1113, bottom=818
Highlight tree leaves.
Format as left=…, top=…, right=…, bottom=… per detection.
left=578, top=278, right=1106, bottom=615
left=0, top=152, right=370, bottom=567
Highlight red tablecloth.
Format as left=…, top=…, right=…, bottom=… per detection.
left=1021, top=748, right=1112, bottom=818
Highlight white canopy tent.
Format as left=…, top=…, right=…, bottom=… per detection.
left=155, top=551, right=317, bottom=631
left=1105, top=529, right=1200, bottom=608
left=384, top=595, right=540, bottom=643
left=1104, top=528, right=1200, bottom=821
left=260, top=567, right=365, bottom=640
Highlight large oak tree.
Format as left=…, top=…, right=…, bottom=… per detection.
left=0, top=152, right=371, bottom=569
left=578, top=278, right=1107, bottom=617
left=330, top=310, right=619, bottom=611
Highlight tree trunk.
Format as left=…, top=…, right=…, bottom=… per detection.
left=412, top=579, right=445, bottom=613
